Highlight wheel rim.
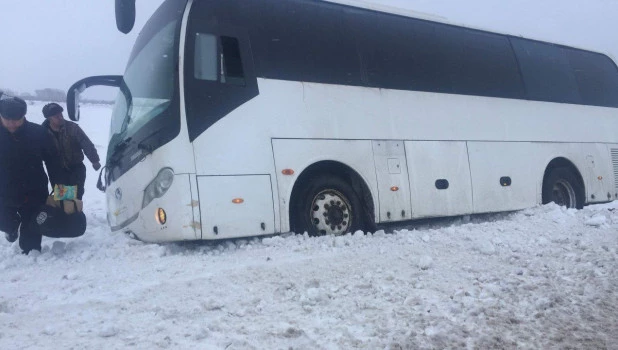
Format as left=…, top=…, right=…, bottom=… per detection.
left=551, top=179, right=577, bottom=208
left=309, top=189, right=353, bottom=235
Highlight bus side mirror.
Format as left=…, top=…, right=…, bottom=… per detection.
left=66, top=75, right=124, bottom=122
left=116, top=0, right=136, bottom=34
left=67, top=83, right=86, bottom=122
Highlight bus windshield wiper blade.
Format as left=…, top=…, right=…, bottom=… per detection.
left=111, top=137, right=133, bottom=158
left=137, top=128, right=164, bottom=154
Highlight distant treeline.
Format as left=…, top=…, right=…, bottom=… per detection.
left=1, top=87, right=113, bottom=105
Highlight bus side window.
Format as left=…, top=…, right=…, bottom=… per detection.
left=194, top=33, right=246, bottom=86
left=221, top=36, right=245, bottom=86
left=194, top=33, right=218, bottom=81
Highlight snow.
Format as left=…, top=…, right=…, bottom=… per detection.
left=1, top=102, right=617, bottom=349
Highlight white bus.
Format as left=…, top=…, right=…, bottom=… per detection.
left=68, top=0, right=618, bottom=242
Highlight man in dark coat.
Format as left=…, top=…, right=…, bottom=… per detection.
left=41, top=103, right=100, bottom=200
left=0, top=97, right=60, bottom=254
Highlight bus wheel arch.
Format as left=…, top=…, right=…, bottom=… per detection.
left=542, top=157, right=585, bottom=209
left=289, top=161, right=376, bottom=236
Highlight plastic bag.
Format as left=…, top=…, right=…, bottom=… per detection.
left=53, top=184, right=77, bottom=201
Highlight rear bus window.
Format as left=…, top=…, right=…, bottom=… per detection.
left=566, top=49, right=618, bottom=108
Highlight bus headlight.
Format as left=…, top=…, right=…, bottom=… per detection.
left=142, top=168, right=174, bottom=209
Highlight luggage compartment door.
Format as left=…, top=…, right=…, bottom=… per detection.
left=197, top=175, right=275, bottom=239
left=405, top=141, right=474, bottom=218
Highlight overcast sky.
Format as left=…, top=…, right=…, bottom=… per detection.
left=0, top=0, right=163, bottom=99
left=1, top=0, right=617, bottom=100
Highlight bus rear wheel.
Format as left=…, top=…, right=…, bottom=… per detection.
left=542, top=167, right=584, bottom=209
left=294, top=176, right=364, bottom=236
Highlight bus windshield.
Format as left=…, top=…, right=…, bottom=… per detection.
left=108, top=1, right=185, bottom=161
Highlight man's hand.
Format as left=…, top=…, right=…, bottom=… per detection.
left=93, top=162, right=101, bottom=171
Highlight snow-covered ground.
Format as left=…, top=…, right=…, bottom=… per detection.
left=1, top=102, right=617, bottom=349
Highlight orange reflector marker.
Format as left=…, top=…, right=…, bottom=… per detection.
left=282, top=169, right=295, bottom=175
left=390, top=186, right=399, bottom=192
left=232, top=198, right=244, bottom=204
left=156, top=208, right=167, bottom=225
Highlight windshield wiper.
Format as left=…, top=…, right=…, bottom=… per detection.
left=137, top=128, right=165, bottom=155
left=109, top=137, right=133, bottom=164
left=114, top=136, right=133, bottom=152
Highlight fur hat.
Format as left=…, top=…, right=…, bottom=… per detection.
left=42, top=103, right=64, bottom=118
left=0, top=97, right=27, bottom=120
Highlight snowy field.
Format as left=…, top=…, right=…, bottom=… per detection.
left=1, top=102, right=617, bottom=349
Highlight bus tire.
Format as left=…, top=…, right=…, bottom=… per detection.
left=542, top=167, right=584, bottom=209
left=294, top=175, right=364, bottom=236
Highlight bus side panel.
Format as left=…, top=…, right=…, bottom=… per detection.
left=405, top=141, right=474, bottom=218
left=610, top=144, right=618, bottom=200
left=371, top=140, right=412, bottom=222
left=581, top=143, right=616, bottom=203
left=468, top=142, right=543, bottom=213
left=188, top=174, right=202, bottom=237
left=272, top=139, right=379, bottom=232
left=466, top=142, right=615, bottom=212
left=197, top=175, right=276, bottom=239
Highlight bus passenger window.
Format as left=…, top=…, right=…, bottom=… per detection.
left=221, top=36, right=246, bottom=86
left=194, top=33, right=217, bottom=81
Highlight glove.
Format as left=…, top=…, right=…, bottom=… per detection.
left=93, top=162, right=101, bottom=171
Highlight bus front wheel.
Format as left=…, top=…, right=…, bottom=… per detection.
left=294, top=175, right=364, bottom=236
left=542, top=167, right=584, bottom=209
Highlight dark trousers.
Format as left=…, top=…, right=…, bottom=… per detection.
left=0, top=203, right=44, bottom=254
left=63, top=163, right=87, bottom=200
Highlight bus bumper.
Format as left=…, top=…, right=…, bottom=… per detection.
left=108, top=174, right=199, bottom=242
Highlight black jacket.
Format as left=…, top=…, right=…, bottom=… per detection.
left=0, top=120, right=59, bottom=207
